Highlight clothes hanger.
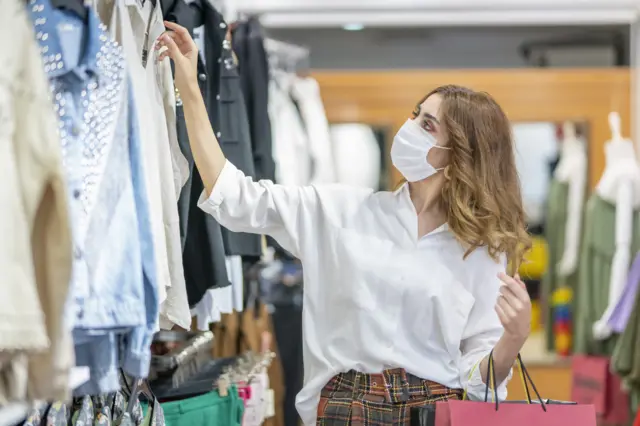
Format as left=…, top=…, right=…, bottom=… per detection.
left=50, top=0, right=87, bottom=21
left=609, top=111, right=624, bottom=143
left=562, top=121, right=576, bottom=141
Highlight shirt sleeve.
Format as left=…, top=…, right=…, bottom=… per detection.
left=198, top=160, right=324, bottom=258
left=459, top=253, right=512, bottom=401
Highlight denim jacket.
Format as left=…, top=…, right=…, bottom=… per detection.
left=27, top=0, right=158, bottom=392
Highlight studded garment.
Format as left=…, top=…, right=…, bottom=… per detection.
left=27, top=0, right=159, bottom=395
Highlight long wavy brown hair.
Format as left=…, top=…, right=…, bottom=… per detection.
left=411, top=85, right=531, bottom=275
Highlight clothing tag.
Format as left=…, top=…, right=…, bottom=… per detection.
left=217, top=376, right=229, bottom=397
left=264, top=389, right=275, bottom=418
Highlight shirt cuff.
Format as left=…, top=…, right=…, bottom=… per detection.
left=464, top=355, right=512, bottom=401
left=197, top=160, right=240, bottom=214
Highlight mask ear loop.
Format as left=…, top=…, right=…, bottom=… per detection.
left=443, top=165, right=451, bottom=180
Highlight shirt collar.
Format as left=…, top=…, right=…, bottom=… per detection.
left=394, top=182, right=451, bottom=236
left=393, top=181, right=408, bottom=196
left=29, top=0, right=105, bottom=80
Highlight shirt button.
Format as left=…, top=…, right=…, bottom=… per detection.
left=73, top=189, right=81, bottom=199
left=218, top=57, right=222, bottom=64
left=74, top=247, right=83, bottom=259
left=71, top=126, right=80, bottom=136
left=77, top=309, right=84, bottom=320
left=216, top=94, right=220, bottom=100
left=216, top=131, right=221, bottom=138
left=198, top=73, right=207, bottom=81
left=219, top=22, right=227, bottom=29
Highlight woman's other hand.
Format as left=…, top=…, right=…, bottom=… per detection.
left=495, top=272, right=532, bottom=344
left=156, top=21, right=199, bottom=94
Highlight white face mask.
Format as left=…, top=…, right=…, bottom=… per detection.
left=391, top=118, right=451, bottom=182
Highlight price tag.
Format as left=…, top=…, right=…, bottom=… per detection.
left=264, top=389, right=275, bottom=418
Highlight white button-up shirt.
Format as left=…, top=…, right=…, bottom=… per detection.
left=199, top=161, right=510, bottom=425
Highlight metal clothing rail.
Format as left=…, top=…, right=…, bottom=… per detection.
left=264, top=38, right=309, bottom=60
left=264, top=38, right=310, bottom=72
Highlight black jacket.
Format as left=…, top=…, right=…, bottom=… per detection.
left=162, top=0, right=231, bottom=307
left=232, top=18, right=275, bottom=182
left=191, top=1, right=262, bottom=258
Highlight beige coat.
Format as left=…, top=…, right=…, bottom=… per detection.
left=0, top=0, right=73, bottom=402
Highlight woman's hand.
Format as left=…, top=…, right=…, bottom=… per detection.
left=495, top=273, right=531, bottom=343
left=156, top=21, right=199, bottom=95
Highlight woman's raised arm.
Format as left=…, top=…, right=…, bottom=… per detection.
left=157, top=21, right=225, bottom=197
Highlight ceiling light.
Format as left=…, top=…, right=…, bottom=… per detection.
left=342, top=23, right=364, bottom=31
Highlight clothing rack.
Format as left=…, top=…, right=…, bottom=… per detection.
left=218, top=350, right=276, bottom=391
left=264, top=38, right=310, bottom=72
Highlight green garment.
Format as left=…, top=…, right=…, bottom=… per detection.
left=612, top=273, right=640, bottom=416
left=542, top=179, right=580, bottom=352
left=574, top=194, right=640, bottom=356
left=156, top=386, right=244, bottom=426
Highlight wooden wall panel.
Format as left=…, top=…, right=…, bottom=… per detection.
left=314, top=69, right=631, bottom=188
left=507, top=364, right=573, bottom=401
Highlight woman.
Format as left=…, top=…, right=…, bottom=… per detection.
left=156, top=22, right=532, bottom=426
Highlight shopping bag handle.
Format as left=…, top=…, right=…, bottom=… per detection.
left=516, top=353, right=546, bottom=411
left=484, top=351, right=547, bottom=412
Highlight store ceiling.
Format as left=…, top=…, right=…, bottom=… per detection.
left=235, top=0, right=639, bottom=27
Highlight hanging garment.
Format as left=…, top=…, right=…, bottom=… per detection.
left=330, top=124, right=382, bottom=191
left=182, top=148, right=233, bottom=307
left=93, top=0, right=191, bottom=330
left=28, top=0, right=159, bottom=395
left=180, top=68, right=232, bottom=307
left=162, top=0, right=230, bottom=308
left=609, top=252, right=640, bottom=333
left=190, top=2, right=261, bottom=257
left=160, top=388, right=244, bottom=426
left=0, top=0, right=73, bottom=402
left=611, top=279, right=640, bottom=420
left=268, top=75, right=311, bottom=186
left=291, top=77, right=335, bottom=184
left=191, top=255, right=240, bottom=330
left=240, top=370, right=269, bottom=426
left=574, top=194, right=640, bottom=356
left=22, top=390, right=159, bottom=425
left=541, top=179, right=580, bottom=352
left=232, top=17, right=276, bottom=182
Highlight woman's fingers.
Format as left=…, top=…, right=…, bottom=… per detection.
left=495, top=303, right=509, bottom=324
left=499, top=285, right=523, bottom=311
left=163, top=21, right=196, bottom=49
left=498, top=272, right=529, bottom=302
left=497, top=295, right=517, bottom=319
left=163, top=20, right=189, bottom=38
left=157, top=33, right=181, bottom=60
left=156, top=30, right=178, bottom=49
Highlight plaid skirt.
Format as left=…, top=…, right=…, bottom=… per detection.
left=316, top=369, right=462, bottom=425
